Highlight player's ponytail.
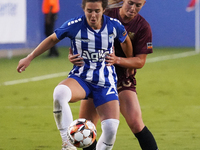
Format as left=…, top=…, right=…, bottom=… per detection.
left=108, top=0, right=123, bottom=8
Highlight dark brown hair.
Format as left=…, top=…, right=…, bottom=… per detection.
left=82, top=0, right=108, bottom=10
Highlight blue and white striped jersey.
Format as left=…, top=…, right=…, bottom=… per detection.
left=55, top=14, right=127, bottom=87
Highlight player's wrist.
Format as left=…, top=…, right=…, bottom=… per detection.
left=27, top=53, right=35, bottom=61
left=115, top=56, right=121, bottom=65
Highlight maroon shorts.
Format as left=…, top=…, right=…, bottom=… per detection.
left=117, top=75, right=137, bottom=93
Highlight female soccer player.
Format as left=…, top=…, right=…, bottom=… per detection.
left=69, top=0, right=159, bottom=150
left=17, top=0, right=133, bottom=150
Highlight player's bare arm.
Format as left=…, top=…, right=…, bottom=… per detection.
left=105, top=53, right=147, bottom=77
left=105, top=35, right=133, bottom=66
left=17, top=33, right=60, bottom=73
left=112, top=53, right=147, bottom=69
left=106, top=53, right=147, bottom=69
left=120, top=35, right=133, bottom=58
left=29, top=33, right=60, bottom=59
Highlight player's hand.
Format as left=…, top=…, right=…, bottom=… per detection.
left=126, top=68, right=134, bottom=77
left=105, top=52, right=117, bottom=66
left=105, top=48, right=117, bottom=66
left=17, top=57, right=31, bottom=73
left=68, top=47, right=84, bottom=66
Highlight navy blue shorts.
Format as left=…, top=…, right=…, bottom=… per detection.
left=69, top=75, right=119, bottom=107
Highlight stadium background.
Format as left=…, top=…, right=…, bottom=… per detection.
left=0, top=0, right=196, bottom=51
left=0, top=1, right=200, bottom=149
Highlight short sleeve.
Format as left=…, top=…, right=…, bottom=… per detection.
left=54, top=20, right=71, bottom=40
left=111, top=18, right=127, bottom=43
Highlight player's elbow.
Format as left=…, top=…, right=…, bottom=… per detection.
left=134, top=54, right=147, bottom=69
left=137, top=64, right=144, bottom=69
left=135, top=59, right=146, bottom=69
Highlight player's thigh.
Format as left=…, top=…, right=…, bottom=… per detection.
left=79, top=98, right=99, bottom=126
left=59, top=78, right=86, bottom=102
left=96, top=100, right=120, bottom=122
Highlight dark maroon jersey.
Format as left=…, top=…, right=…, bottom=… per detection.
left=105, top=8, right=153, bottom=80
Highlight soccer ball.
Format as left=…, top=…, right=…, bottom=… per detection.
left=67, top=118, right=97, bottom=148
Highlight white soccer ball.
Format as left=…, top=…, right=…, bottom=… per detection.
left=67, top=118, right=97, bottom=148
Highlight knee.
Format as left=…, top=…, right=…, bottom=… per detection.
left=101, top=119, right=119, bottom=139
left=53, top=85, right=72, bottom=102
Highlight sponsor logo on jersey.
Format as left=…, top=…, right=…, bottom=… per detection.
left=82, top=49, right=109, bottom=63
left=109, top=34, right=114, bottom=43
left=147, top=42, right=153, bottom=49
left=122, top=30, right=127, bottom=37
left=128, top=32, right=135, bottom=40
left=81, top=39, right=90, bottom=43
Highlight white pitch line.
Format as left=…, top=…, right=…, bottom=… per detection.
left=1, top=72, right=68, bottom=86
left=1, top=51, right=199, bottom=86
left=1, top=105, right=80, bottom=109
left=146, top=51, right=197, bottom=63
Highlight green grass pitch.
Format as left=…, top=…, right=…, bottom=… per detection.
left=0, top=47, right=200, bottom=149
